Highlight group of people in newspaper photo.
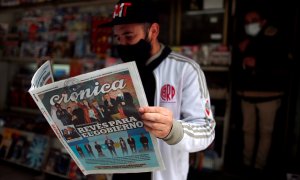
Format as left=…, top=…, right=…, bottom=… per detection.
left=54, top=89, right=139, bottom=128
left=73, top=133, right=149, bottom=158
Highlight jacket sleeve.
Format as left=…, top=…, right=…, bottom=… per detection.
left=163, top=61, right=215, bottom=153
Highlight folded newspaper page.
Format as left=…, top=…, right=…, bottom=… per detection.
left=28, top=60, right=165, bottom=175
left=29, top=60, right=54, bottom=91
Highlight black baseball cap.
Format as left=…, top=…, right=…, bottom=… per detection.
left=99, top=0, right=159, bottom=27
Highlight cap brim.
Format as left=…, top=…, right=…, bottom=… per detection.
left=98, top=14, right=159, bottom=28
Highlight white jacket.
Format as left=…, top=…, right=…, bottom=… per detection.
left=152, top=51, right=216, bottom=180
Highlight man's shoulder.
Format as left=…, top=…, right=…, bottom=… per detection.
left=163, top=51, right=200, bottom=69
left=168, top=51, right=194, bottom=62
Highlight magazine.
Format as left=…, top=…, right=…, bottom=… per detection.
left=0, top=127, right=49, bottom=170
left=28, top=61, right=164, bottom=175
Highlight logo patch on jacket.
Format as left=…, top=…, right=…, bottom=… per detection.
left=160, top=84, right=176, bottom=103
left=204, top=99, right=213, bottom=119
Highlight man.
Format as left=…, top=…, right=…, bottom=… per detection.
left=66, top=126, right=80, bottom=139
left=119, top=137, right=128, bottom=156
left=104, top=136, right=118, bottom=157
left=84, top=143, right=95, bottom=158
left=91, top=99, right=113, bottom=122
left=76, top=99, right=99, bottom=123
left=66, top=107, right=80, bottom=126
left=100, top=1, right=215, bottom=180
left=94, top=141, right=105, bottom=157
left=127, top=135, right=136, bottom=153
left=103, top=93, right=121, bottom=120
left=233, top=9, right=289, bottom=172
left=55, top=103, right=71, bottom=126
left=139, top=133, right=149, bottom=151
left=71, top=106, right=86, bottom=125
left=76, top=145, right=85, bottom=158
left=115, top=89, right=140, bottom=119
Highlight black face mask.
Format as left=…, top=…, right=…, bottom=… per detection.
left=116, top=39, right=152, bottom=68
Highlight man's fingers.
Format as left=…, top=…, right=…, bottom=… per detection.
left=143, top=120, right=165, bottom=130
left=139, top=106, right=163, bottom=113
left=141, top=112, right=163, bottom=122
left=139, top=106, right=173, bottom=138
left=139, top=106, right=170, bottom=116
left=143, top=123, right=169, bottom=139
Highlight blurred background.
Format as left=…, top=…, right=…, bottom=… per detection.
left=0, top=0, right=299, bottom=179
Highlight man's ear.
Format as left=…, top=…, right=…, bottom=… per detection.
left=149, top=23, right=160, bottom=41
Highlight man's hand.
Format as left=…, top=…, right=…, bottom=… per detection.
left=139, top=106, right=173, bottom=139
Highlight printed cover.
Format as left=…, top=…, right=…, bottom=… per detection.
left=0, top=128, right=49, bottom=170
left=29, top=61, right=164, bottom=175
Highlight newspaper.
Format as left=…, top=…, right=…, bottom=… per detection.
left=29, top=60, right=165, bottom=175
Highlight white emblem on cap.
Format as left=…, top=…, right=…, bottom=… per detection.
left=113, top=2, right=132, bottom=18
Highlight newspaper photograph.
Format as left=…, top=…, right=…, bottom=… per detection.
left=28, top=61, right=165, bottom=175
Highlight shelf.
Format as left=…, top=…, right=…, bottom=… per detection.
left=0, top=56, right=71, bottom=64
left=3, top=159, right=42, bottom=171
left=185, top=8, right=225, bottom=16
left=201, top=66, right=229, bottom=72
left=214, top=116, right=224, bottom=123
left=43, top=170, right=69, bottom=179
left=0, top=109, right=41, bottom=119
left=208, top=88, right=228, bottom=100
left=0, top=0, right=116, bottom=12
left=9, top=107, right=41, bottom=115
